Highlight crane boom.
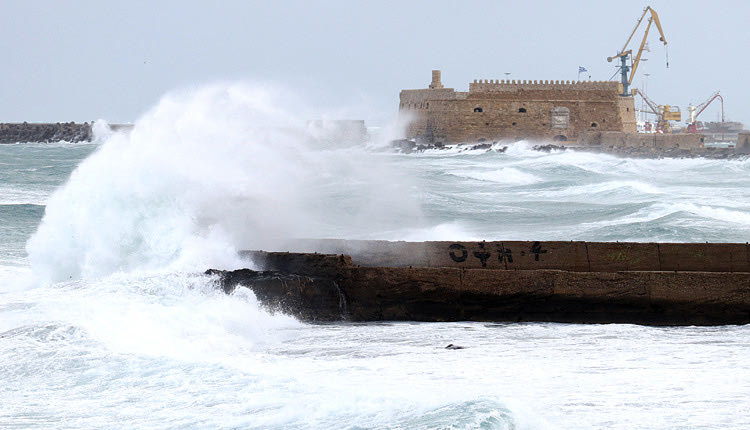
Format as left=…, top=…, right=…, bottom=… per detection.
left=608, top=7, right=668, bottom=96
left=635, top=89, right=660, bottom=115
left=619, top=6, right=668, bottom=56
left=691, top=91, right=721, bottom=121
left=686, top=91, right=724, bottom=136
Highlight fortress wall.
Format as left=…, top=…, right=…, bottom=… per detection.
left=399, top=88, right=461, bottom=141
left=414, top=97, right=632, bottom=143
left=617, top=97, right=638, bottom=133
left=399, top=71, right=636, bottom=143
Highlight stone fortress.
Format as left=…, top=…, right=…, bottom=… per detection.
left=400, top=70, right=637, bottom=143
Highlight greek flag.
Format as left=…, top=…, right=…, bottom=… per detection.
left=578, top=66, right=587, bottom=73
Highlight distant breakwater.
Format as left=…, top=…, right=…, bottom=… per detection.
left=0, top=122, right=134, bottom=143
left=0, top=122, right=92, bottom=143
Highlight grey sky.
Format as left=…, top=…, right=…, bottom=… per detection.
left=0, top=1, right=746, bottom=126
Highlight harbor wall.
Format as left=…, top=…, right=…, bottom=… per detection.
left=213, top=240, right=750, bottom=325
left=737, top=132, right=750, bottom=154
left=266, top=239, right=750, bottom=273
left=577, top=131, right=705, bottom=151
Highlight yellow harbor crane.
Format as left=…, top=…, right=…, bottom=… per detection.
left=608, top=6, right=669, bottom=97
left=635, top=89, right=681, bottom=134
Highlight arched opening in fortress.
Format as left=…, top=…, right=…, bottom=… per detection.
left=591, top=122, right=598, bottom=128
left=518, top=108, right=527, bottom=113
left=553, top=135, right=568, bottom=142
left=474, top=107, right=483, bottom=112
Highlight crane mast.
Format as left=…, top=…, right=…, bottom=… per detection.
left=686, top=91, right=724, bottom=137
left=608, top=6, right=668, bottom=97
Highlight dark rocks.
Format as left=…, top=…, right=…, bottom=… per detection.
left=468, top=143, right=492, bottom=151
left=532, top=144, right=566, bottom=152
left=389, top=139, right=451, bottom=153
left=390, top=139, right=417, bottom=153
left=0, top=122, right=92, bottom=143
left=389, top=140, right=507, bottom=154
left=206, top=268, right=348, bottom=321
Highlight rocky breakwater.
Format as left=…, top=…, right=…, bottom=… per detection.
left=0, top=122, right=92, bottom=143
left=210, top=240, right=750, bottom=325
left=390, top=132, right=750, bottom=159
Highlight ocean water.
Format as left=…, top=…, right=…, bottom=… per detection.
left=1, top=84, right=750, bottom=429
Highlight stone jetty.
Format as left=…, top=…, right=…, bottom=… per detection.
left=209, top=240, right=750, bottom=326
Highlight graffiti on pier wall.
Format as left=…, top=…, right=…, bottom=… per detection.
left=441, top=241, right=750, bottom=273
left=448, top=241, right=549, bottom=268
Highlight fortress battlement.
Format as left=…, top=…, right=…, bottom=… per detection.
left=469, top=79, right=619, bottom=92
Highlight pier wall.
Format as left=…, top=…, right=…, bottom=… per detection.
left=214, top=240, right=750, bottom=325
left=270, top=239, right=750, bottom=273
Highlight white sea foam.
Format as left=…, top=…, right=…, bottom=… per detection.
left=26, top=83, right=419, bottom=283
left=399, top=221, right=481, bottom=242
left=449, top=167, right=541, bottom=185
left=0, top=187, right=50, bottom=205
left=90, top=119, right=116, bottom=143
left=534, top=180, right=664, bottom=199
left=4, top=84, right=750, bottom=429
left=577, top=201, right=750, bottom=233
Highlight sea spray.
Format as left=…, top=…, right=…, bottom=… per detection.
left=26, top=83, right=420, bottom=283
left=4, top=116, right=750, bottom=428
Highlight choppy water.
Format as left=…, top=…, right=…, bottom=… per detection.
left=1, top=84, right=749, bottom=429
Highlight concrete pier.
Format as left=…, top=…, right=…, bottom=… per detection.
left=210, top=240, right=750, bottom=326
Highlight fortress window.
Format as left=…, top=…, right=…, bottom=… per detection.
left=591, top=122, right=598, bottom=128
left=512, top=122, right=517, bottom=126
left=550, top=107, right=570, bottom=129
left=485, top=122, right=490, bottom=126
left=518, top=108, right=527, bottom=113
left=474, top=107, right=483, bottom=112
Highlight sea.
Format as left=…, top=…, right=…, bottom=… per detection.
left=1, top=83, right=750, bottom=429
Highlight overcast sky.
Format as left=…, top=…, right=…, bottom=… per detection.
left=0, top=0, right=746, bottom=126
